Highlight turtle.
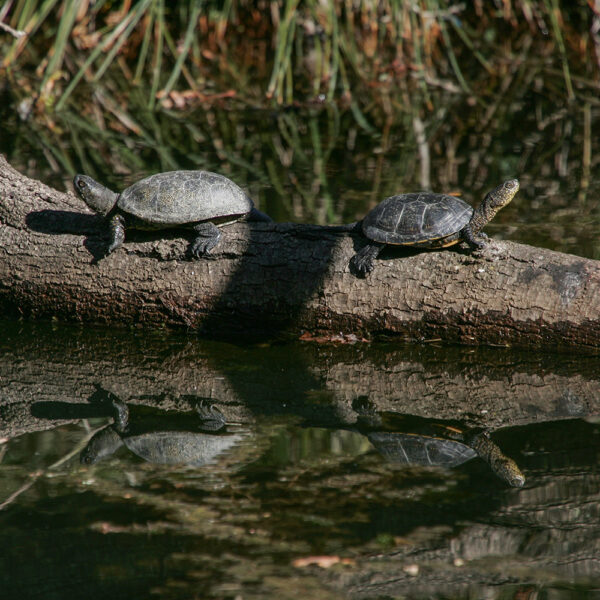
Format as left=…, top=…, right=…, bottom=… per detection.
left=367, top=429, right=525, bottom=487
left=349, top=179, right=519, bottom=276
left=353, top=404, right=525, bottom=487
left=80, top=395, right=246, bottom=467
left=73, top=170, right=272, bottom=257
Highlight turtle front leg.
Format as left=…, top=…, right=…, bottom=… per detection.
left=110, top=398, right=130, bottom=432
left=350, top=241, right=385, bottom=277
left=190, top=222, right=222, bottom=257
left=461, top=224, right=487, bottom=250
left=107, top=213, right=126, bottom=254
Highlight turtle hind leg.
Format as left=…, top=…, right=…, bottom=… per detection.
left=350, top=242, right=385, bottom=277
left=107, top=213, right=126, bottom=255
left=190, top=222, right=222, bottom=257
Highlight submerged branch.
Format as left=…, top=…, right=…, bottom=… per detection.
left=0, top=155, right=599, bottom=350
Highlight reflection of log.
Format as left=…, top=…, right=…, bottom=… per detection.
left=2, top=322, right=600, bottom=440
left=1, top=155, right=599, bottom=349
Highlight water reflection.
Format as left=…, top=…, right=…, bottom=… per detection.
left=350, top=403, right=525, bottom=487
left=1, top=406, right=599, bottom=598
left=2, top=321, right=600, bottom=597
left=81, top=393, right=246, bottom=467
left=32, top=388, right=250, bottom=468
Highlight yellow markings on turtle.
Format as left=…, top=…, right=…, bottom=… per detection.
left=387, top=234, right=459, bottom=247
left=438, top=238, right=461, bottom=248
left=444, top=425, right=463, bottom=434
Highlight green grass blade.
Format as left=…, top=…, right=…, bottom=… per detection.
left=544, top=0, right=574, bottom=100
left=161, top=0, right=203, bottom=98
left=134, top=2, right=156, bottom=83
left=56, top=0, right=154, bottom=111
left=42, top=0, right=79, bottom=89
left=148, top=0, right=164, bottom=110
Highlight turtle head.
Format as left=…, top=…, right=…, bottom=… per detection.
left=73, top=174, right=118, bottom=216
left=484, top=178, right=519, bottom=210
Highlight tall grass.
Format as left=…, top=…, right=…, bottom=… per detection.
left=1, top=0, right=598, bottom=115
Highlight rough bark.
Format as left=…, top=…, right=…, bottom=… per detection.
left=1, top=155, right=599, bottom=349
left=2, top=321, right=600, bottom=441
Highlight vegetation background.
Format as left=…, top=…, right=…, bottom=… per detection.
left=1, top=1, right=599, bottom=249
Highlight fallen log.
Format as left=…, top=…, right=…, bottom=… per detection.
left=1, top=155, right=599, bottom=349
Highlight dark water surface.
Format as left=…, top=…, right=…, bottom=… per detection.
left=1, top=319, right=600, bottom=599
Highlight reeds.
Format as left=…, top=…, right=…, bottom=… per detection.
left=1, top=1, right=598, bottom=113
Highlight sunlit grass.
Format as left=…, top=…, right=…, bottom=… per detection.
left=1, top=0, right=597, bottom=114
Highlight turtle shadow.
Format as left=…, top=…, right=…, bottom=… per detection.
left=30, top=384, right=122, bottom=420
left=31, top=400, right=111, bottom=420
left=26, top=209, right=101, bottom=235
left=26, top=209, right=107, bottom=263
left=26, top=208, right=203, bottom=264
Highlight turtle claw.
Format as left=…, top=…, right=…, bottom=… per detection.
left=190, top=239, right=217, bottom=257
left=190, top=222, right=222, bottom=257
left=350, top=255, right=374, bottom=278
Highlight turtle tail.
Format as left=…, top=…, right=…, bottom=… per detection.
left=248, top=207, right=274, bottom=222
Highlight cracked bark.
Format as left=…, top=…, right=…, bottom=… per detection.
left=1, top=155, right=599, bottom=349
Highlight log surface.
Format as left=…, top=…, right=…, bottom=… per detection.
left=1, top=155, right=599, bottom=349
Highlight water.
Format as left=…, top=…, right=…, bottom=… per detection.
left=1, top=320, right=600, bottom=599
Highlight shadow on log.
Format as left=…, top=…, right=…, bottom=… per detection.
left=1, top=155, right=599, bottom=349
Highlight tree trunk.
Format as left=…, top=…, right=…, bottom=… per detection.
left=1, top=155, right=599, bottom=349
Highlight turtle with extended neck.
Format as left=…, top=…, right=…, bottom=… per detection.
left=353, top=402, right=525, bottom=487
left=350, top=179, right=519, bottom=276
left=73, top=170, right=271, bottom=257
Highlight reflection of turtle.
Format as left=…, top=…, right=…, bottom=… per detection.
left=354, top=404, right=525, bottom=487
left=73, top=170, right=271, bottom=257
left=350, top=179, right=519, bottom=276
left=80, top=395, right=245, bottom=467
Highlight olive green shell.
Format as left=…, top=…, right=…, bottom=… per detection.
left=362, top=192, right=473, bottom=247
left=367, top=432, right=476, bottom=468
left=123, top=431, right=246, bottom=466
left=117, top=170, right=253, bottom=225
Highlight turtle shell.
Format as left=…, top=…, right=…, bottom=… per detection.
left=117, top=170, right=253, bottom=226
left=123, top=431, right=246, bottom=466
left=362, top=192, right=473, bottom=246
left=368, top=432, right=476, bottom=468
